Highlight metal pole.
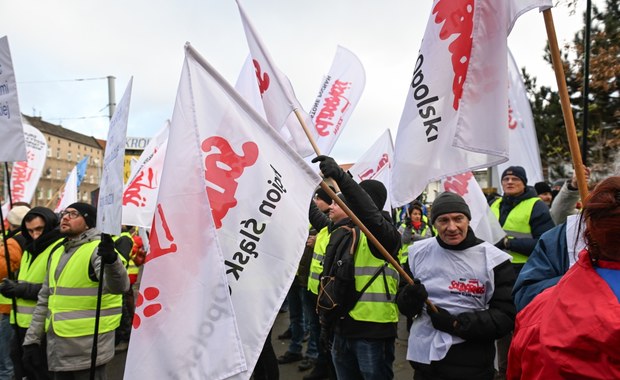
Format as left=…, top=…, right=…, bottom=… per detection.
left=107, top=76, right=116, bottom=120
left=582, top=0, right=592, bottom=165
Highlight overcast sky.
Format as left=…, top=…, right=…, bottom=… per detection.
left=4, top=0, right=595, bottom=163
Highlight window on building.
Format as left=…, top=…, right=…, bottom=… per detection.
left=45, top=168, right=51, bottom=178
left=67, top=151, right=72, bottom=161
left=90, top=175, right=94, bottom=184
left=68, top=142, right=71, bottom=147
left=37, top=189, right=43, bottom=200
left=56, top=169, right=61, bottom=179
left=47, top=189, right=52, bottom=200
left=47, top=147, right=52, bottom=157
left=77, top=153, right=81, bottom=162
left=56, top=148, right=61, bottom=158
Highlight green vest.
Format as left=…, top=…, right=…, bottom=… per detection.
left=348, top=234, right=399, bottom=323
left=12, top=238, right=63, bottom=328
left=491, top=197, right=540, bottom=264
left=308, top=227, right=330, bottom=295
left=45, top=240, right=122, bottom=337
left=397, top=222, right=432, bottom=264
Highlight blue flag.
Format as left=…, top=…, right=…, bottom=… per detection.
left=76, top=155, right=89, bottom=187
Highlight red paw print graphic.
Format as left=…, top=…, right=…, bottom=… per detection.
left=133, top=287, right=163, bottom=329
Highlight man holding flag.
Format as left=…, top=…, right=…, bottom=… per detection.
left=22, top=203, right=128, bottom=379
left=312, top=155, right=401, bottom=380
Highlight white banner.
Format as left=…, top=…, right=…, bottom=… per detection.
left=494, top=49, right=544, bottom=187
left=235, top=0, right=317, bottom=157
left=235, top=55, right=268, bottom=120
left=122, top=121, right=169, bottom=228
left=4, top=122, right=47, bottom=208
left=440, top=172, right=505, bottom=244
left=0, top=36, right=27, bottom=162
left=54, top=165, right=78, bottom=213
left=309, top=45, right=365, bottom=156
left=97, top=78, right=132, bottom=235
left=191, top=43, right=321, bottom=379
left=391, top=0, right=552, bottom=207
left=124, top=49, right=246, bottom=379
left=348, top=129, right=394, bottom=212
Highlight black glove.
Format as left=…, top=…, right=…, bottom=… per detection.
left=427, top=306, right=458, bottom=334
left=395, top=279, right=428, bottom=318
left=319, top=326, right=333, bottom=352
left=0, top=278, right=20, bottom=298
left=311, top=155, right=346, bottom=182
left=22, top=344, right=44, bottom=372
left=97, top=233, right=117, bottom=264
left=495, top=236, right=508, bottom=250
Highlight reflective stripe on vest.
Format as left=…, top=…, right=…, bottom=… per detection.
left=46, top=240, right=122, bottom=337
left=308, top=227, right=330, bottom=295
left=491, top=197, right=539, bottom=264
left=12, top=238, right=63, bottom=327
left=348, top=234, right=399, bottom=323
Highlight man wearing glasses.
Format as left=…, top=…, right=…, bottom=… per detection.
left=21, top=202, right=129, bottom=380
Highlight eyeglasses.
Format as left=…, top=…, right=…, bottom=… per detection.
left=60, top=210, right=82, bottom=219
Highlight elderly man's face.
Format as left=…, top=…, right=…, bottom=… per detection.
left=501, top=175, right=526, bottom=197
left=434, top=212, right=469, bottom=246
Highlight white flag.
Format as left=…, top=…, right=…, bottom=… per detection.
left=235, top=55, right=268, bottom=120
left=1, top=121, right=47, bottom=218
left=0, top=36, right=26, bottom=162
left=235, top=0, right=317, bottom=157
left=440, top=172, right=505, bottom=244
left=185, top=43, right=321, bottom=378
left=124, top=51, right=246, bottom=380
left=122, top=121, right=169, bottom=228
left=348, top=129, right=394, bottom=212
left=494, top=49, right=544, bottom=186
left=391, top=0, right=552, bottom=207
left=309, top=45, right=365, bottom=156
left=54, top=166, right=78, bottom=213
left=97, top=78, right=132, bottom=235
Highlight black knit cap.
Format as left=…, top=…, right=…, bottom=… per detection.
left=430, top=192, right=471, bottom=224
left=534, top=181, right=552, bottom=195
left=501, top=166, right=528, bottom=185
left=66, top=202, right=97, bottom=228
left=359, top=180, right=387, bottom=209
left=314, top=186, right=335, bottom=204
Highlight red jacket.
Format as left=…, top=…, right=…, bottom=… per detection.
left=508, top=251, right=620, bottom=379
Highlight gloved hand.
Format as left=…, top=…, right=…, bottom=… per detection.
left=0, top=278, right=22, bottom=298
left=319, top=326, right=333, bottom=352
left=427, top=306, right=458, bottom=334
left=311, top=155, right=346, bottom=182
left=494, top=236, right=508, bottom=250
left=395, top=279, right=428, bottom=318
left=22, top=344, right=44, bottom=373
left=97, top=233, right=117, bottom=264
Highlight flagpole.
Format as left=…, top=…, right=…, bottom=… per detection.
left=45, top=183, right=66, bottom=209
left=543, top=9, right=589, bottom=201
left=293, top=109, right=321, bottom=154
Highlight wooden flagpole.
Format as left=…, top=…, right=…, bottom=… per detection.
left=543, top=9, right=589, bottom=201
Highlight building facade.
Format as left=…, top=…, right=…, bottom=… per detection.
left=23, top=115, right=104, bottom=208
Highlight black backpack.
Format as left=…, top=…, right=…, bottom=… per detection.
left=317, top=225, right=385, bottom=321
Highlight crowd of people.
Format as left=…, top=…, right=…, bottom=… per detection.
left=1, top=158, right=616, bottom=380
left=0, top=202, right=145, bottom=380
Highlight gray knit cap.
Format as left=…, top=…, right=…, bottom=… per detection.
left=430, top=192, right=471, bottom=224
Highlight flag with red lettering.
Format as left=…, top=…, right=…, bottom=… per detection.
left=0, top=36, right=27, bottom=162
left=54, top=165, right=78, bottom=213
left=440, top=172, right=504, bottom=244
left=390, top=0, right=552, bottom=207
left=235, top=0, right=317, bottom=157
left=1, top=122, right=47, bottom=217
left=124, top=56, right=246, bottom=379
left=122, top=121, right=169, bottom=228
left=235, top=54, right=268, bottom=120
left=347, top=129, right=394, bottom=212
left=97, top=78, right=133, bottom=235
left=494, top=49, right=543, bottom=186
left=309, top=45, right=365, bottom=156
left=194, top=43, right=321, bottom=378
